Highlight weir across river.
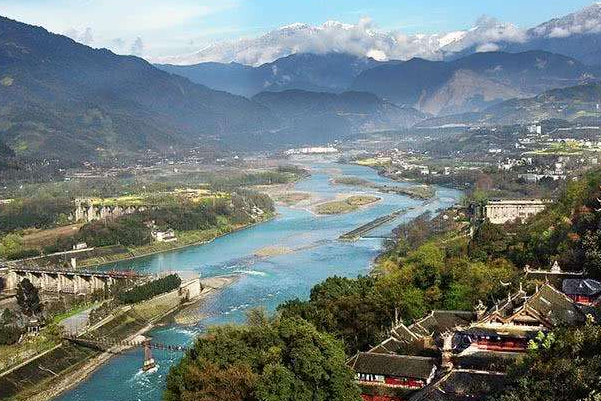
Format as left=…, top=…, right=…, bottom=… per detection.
left=338, top=209, right=405, bottom=241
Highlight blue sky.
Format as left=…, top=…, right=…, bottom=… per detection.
left=0, top=0, right=595, bottom=58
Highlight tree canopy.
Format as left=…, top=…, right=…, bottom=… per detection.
left=164, top=314, right=361, bottom=401
left=494, top=319, right=601, bottom=401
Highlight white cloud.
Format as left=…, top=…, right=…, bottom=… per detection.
left=158, top=16, right=528, bottom=66
left=476, top=43, right=500, bottom=53
left=549, top=27, right=571, bottom=38
left=1, top=0, right=236, bottom=57
left=531, top=2, right=601, bottom=39
left=366, top=49, right=387, bottom=61
left=65, top=27, right=94, bottom=45
left=130, top=37, right=144, bottom=56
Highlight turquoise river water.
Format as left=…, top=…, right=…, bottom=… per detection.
left=55, top=161, right=462, bottom=401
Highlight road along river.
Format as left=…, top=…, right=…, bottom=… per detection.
left=55, top=161, right=462, bottom=401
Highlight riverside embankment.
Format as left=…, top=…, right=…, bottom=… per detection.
left=0, top=275, right=237, bottom=401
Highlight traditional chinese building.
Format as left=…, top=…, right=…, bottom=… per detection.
left=348, top=282, right=598, bottom=401
left=348, top=353, right=437, bottom=401
left=562, top=278, right=601, bottom=305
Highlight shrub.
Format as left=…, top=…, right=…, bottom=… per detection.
left=0, top=325, right=21, bottom=345
left=117, top=274, right=181, bottom=304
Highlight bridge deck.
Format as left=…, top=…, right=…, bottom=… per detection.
left=8, top=266, right=144, bottom=278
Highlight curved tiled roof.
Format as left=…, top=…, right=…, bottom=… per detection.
left=349, top=352, right=437, bottom=380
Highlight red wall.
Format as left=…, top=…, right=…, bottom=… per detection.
left=361, top=395, right=403, bottom=401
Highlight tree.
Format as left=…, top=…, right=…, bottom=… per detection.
left=16, top=278, right=42, bottom=317
left=164, top=316, right=361, bottom=401
left=493, top=319, right=601, bottom=401
left=0, top=308, right=17, bottom=325
left=0, top=233, right=24, bottom=259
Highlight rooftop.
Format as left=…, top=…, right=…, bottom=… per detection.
left=348, top=352, right=437, bottom=380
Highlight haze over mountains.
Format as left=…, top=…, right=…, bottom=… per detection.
left=3, top=3, right=601, bottom=162
left=0, top=16, right=421, bottom=160
left=0, top=15, right=279, bottom=160
left=157, top=53, right=382, bottom=97
left=418, top=81, right=601, bottom=128
left=158, top=50, right=599, bottom=116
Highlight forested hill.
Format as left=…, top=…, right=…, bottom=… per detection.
left=418, top=81, right=601, bottom=127
left=0, top=16, right=277, bottom=161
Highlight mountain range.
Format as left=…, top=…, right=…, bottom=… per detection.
left=0, top=16, right=422, bottom=160
left=251, top=90, right=426, bottom=143
left=157, top=53, right=382, bottom=97
left=159, top=50, right=599, bottom=116
left=158, top=3, right=601, bottom=67
left=0, top=15, right=280, bottom=161
left=351, top=51, right=599, bottom=115
left=4, top=4, right=601, bottom=162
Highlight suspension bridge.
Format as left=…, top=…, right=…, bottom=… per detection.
left=63, top=334, right=190, bottom=371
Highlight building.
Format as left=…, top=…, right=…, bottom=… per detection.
left=284, top=147, right=338, bottom=155
left=562, top=279, right=601, bottom=305
left=348, top=278, right=599, bottom=401
left=152, top=229, right=177, bottom=242
left=72, top=198, right=150, bottom=223
left=484, top=199, right=551, bottom=224
left=349, top=353, right=437, bottom=401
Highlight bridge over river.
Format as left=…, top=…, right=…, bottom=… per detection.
left=1, top=264, right=144, bottom=294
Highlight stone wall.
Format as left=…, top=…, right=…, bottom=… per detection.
left=71, top=199, right=149, bottom=223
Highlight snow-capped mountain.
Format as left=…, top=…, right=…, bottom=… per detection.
left=154, top=3, right=601, bottom=67
left=530, top=2, right=601, bottom=39
left=155, top=17, right=526, bottom=66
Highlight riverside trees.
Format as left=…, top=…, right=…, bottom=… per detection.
left=164, top=314, right=361, bottom=401
left=16, top=278, right=42, bottom=317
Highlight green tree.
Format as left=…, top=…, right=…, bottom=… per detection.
left=164, top=316, right=360, bottom=401
left=16, top=278, right=42, bottom=317
left=493, top=319, right=601, bottom=401
left=0, top=233, right=24, bottom=259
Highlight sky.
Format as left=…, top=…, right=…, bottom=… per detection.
left=0, top=0, right=596, bottom=59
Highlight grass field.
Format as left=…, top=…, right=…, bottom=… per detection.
left=22, top=224, right=82, bottom=248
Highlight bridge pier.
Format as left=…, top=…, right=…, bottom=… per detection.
left=3, top=266, right=142, bottom=295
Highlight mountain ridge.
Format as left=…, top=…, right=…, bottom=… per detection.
left=351, top=50, right=600, bottom=115
left=156, top=53, right=383, bottom=97
left=0, top=15, right=279, bottom=160
left=416, top=81, right=601, bottom=127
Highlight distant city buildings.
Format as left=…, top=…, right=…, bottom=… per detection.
left=284, top=147, right=338, bottom=155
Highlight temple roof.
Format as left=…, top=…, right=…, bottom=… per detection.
left=348, top=352, right=437, bottom=380
left=411, top=311, right=475, bottom=337
left=481, top=283, right=586, bottom=327
left=408, top=369, right=507, bottom=401
left=562, top=279, right=601, bottom=296
left=371, top=311, right=476, bottom=354
left=459, top=325, right=541, bottom=339
left=453, top=348, right=522, bottom=371
left=526, top=284, right=587, bottom=326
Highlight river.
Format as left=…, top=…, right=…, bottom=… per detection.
left=55, top=161, right=462, bottom=401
